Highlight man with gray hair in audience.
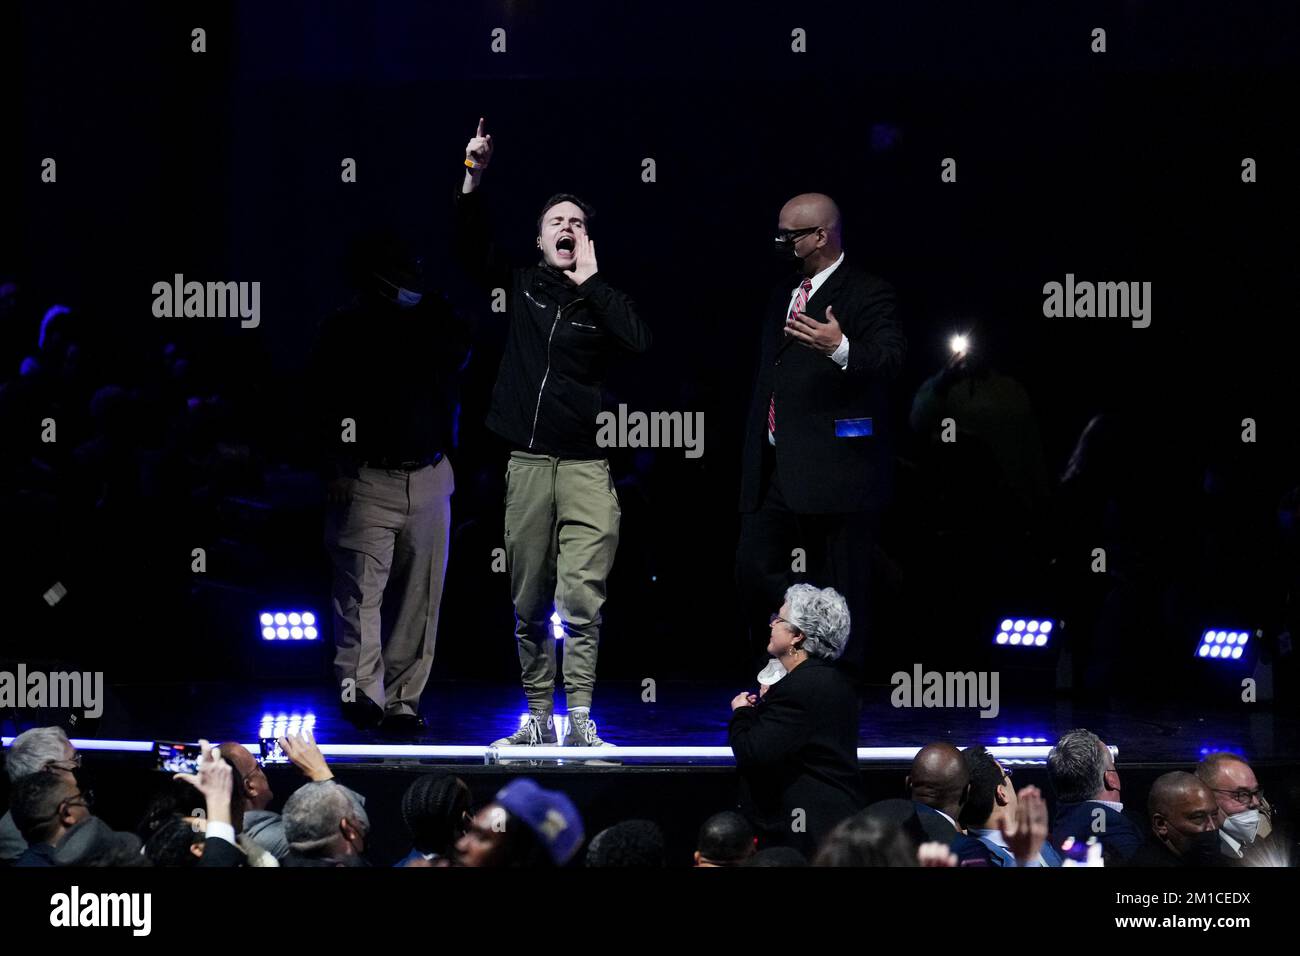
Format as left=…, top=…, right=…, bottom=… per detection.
left=1047, top=728, right=1143, bottom=864
left=729, top=584, right=866, bottom=856
left=1196, top=751, right=1290, bottom=866
left=281, top=780, right=371, bottom=867
left=0, top=726, right=80, bottom=863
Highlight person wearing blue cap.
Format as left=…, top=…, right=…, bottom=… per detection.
left=454, top=778, right=584, bottom=867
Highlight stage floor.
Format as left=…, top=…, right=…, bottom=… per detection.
left=11, top=679, right=1294, bottom=767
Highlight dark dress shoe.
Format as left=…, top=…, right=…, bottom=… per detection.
left=341, top=696, right=385, bottom=730
left=379, top=713, right=429, bottom=738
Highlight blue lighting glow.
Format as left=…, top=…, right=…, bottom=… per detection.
left=257, top=711, right=317, bottom=740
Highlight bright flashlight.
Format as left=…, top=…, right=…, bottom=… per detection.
left=949, top=334, right=970, bottom=355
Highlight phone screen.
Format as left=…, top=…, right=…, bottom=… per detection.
left=156, top=741, right=202, bottom=774
left=259, top=737, right=289, bottom=766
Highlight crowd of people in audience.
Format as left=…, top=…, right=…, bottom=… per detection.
left=0, top=724, right=1289, bottom=868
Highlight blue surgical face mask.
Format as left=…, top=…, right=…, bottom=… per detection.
left=374, top=272, right=423, bottom=308
left=395, top=287, right=423, bottom=308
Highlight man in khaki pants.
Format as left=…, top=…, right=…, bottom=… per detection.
left=313, top=232, right=471, bottom=738
left=454, top=118, right=650, bottom=746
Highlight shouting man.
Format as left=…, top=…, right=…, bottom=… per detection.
left=454, top=118, right=651, bottom=748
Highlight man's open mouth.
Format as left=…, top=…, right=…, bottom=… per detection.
left=556, top=235, right=575, bottom=256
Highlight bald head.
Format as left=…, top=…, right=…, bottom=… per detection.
left=1148, top=772, right=1211, bottom=818
left=219, top=741, right=273, bottom=812
left=777, top=193, right=843, bottom=274
left=781, top=193, right=841, bottom=236
left=908, top=743, right=970, bottom=818
left=1196, top=752, right=1262, bottom=816
left=1148, top=772, right=1219, bottom=857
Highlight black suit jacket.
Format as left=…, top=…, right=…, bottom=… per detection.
left=729, top=657, right=866, bottom=854
left=197, top=835, right=244, bottom=867
left=740, top=260, right=905, bottom=514
left=1051, top=801, right=1145, bottom=864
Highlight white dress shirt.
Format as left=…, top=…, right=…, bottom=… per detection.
left=770, top=252, right=849, bottom=446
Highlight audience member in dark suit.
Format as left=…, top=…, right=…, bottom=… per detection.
left=907, top=742, right=969, bottom=833
left=729, top=584, right=866, bottom=856
left=1197, top=751, right=1292, bottom=867
left=736, top=193, right=905, bottom=678
left=1047, top=728, right=1143, bottom=864
left=1126, top=772, right=1229, bottom=867
left=961, top=746, right=1061, bottom=866
left=906, top=742, right=992, bottom=865
left=9, top=771, right=91, bottom=867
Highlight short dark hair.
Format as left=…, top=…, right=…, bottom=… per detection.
left=696, top=811, right=754, bottom=865
left=585, top=820, right=665, bottom=867
left=960, top=745, right=1006, bottom=828
left=11, top=771, right=77, bottom=843
left=537, top=193, right=595, bottom=235
left=137, top=776, right=244, bottom=839
left=144, top=816, right=205, bottom=867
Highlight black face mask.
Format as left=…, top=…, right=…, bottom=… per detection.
left=773, top=237, right=800, bottom=260
left=772, top=227, right=818, bottom=261
left=1179, top=829, right=1224, bottom=866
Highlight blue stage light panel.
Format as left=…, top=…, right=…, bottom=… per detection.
left=1195, top=628, right=1252, bottom=661
left=260, top=610, right=321, bottom=641
left=993, top=616, right=1057, bottom=648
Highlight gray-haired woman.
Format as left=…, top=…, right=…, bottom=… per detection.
left=728, top=584, right=865, bottom=855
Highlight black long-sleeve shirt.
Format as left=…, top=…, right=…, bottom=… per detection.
left=453, top=187, right=650, bottom=459
left=309, top=292, right=472, bottom=477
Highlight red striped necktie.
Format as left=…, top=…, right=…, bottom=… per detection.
left=768, top=278, right=814, bottom=440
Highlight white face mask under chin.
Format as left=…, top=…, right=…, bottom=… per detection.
left=1221, top=808, right=1260, bottom=845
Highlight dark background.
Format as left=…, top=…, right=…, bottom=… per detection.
left=4, top=1, right=1298, bottom=703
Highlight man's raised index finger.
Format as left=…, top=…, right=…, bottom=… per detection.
left=476, top=117, right=485, bottom=137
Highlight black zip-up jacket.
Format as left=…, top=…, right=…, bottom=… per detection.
left=453, top=187, right=651, bottom=458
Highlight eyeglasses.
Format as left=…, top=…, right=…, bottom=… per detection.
left=774, top=226, right=821, bottom=243
left=769, top=613, right=802, bottom=633
left=45, top=754, right=82, bottom=773
left=1210, top=787, right=1264, bottom=804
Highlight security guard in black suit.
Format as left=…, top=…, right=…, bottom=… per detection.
left=737, top=193, right=905, bottom=677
